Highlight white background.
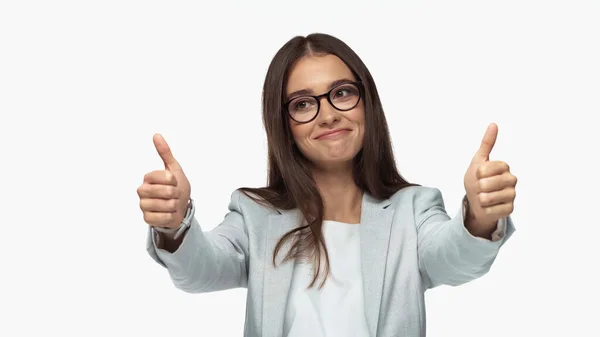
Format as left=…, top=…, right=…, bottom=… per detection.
left=1, top=0, right=598, bottom=336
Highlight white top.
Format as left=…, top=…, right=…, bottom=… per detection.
left=283, top=220, right=370, bottom=337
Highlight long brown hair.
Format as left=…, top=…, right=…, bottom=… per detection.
left=240, top=33, right=417, bottom=288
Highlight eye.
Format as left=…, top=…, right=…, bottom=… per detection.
left=296, top=101, right=308, bottom=109
left=291, top=98, right=316, bottom=112
left=333, top=89, right=349, bottom=98
left=331, top=84, right=359, bottom=101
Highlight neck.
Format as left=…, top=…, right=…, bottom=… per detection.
left=312, top=164, right=363, bottom=224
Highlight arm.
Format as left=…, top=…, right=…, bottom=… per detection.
left=146, top=190, right=249, bottom=293
left=415, top=187, right=515, bottom=289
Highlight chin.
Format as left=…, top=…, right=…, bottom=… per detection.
left=299, top=142, right=363, bottom=168
left=312, top=151, right=360, bottom=169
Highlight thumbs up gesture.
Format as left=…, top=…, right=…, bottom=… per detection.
left=137, top=134, right=191, bottom=229
left=463, top=123, right=517, bottom=235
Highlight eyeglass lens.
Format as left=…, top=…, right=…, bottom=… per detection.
left=288, top=83, right=360, bottom=123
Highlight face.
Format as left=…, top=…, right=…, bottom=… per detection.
left=285, top=54, right=365, bottom=170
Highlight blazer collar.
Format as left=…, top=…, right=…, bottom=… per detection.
left=261, top=193, right=394, bottom=337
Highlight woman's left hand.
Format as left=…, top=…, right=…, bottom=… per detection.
left=463, top=123, right=518, bottom=235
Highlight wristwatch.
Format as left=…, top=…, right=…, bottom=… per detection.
left=153, top=198, right=195, bottom=240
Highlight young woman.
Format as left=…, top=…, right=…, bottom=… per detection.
left=138, top=33, right=517, bottom=337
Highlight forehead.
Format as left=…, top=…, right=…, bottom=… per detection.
left=286, top=54, right=355, bottom=95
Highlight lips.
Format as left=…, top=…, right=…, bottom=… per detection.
left=315, top=128, right=351, bottom=139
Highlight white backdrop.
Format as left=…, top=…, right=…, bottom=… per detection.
left=1, top=1, right=598, bottom=336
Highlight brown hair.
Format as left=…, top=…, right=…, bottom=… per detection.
left=240, top=33, right=417, bottom=288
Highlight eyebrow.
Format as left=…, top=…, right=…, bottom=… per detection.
left=286, top=78, right=356, bottom=101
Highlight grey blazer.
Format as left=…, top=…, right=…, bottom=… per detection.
left=147, top=185, right=515, bottom=337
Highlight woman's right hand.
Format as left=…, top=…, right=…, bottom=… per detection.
left=137, top=134, right=191, bottom=230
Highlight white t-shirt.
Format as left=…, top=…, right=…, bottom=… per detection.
left=283, top=220, right=370, bottom=337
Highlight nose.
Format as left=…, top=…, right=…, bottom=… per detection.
left=316, top=97, right=340, bottom=126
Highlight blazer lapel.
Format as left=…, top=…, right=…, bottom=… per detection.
left=262, top=209, right=300, bottom=337
left=260, top=195, right=394, bottom=337
left=360, top=194, right=394, bottom=337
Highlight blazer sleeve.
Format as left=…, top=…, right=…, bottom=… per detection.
left=414, top=186, right=515, bottom=289
left=146, top=189, right=249, bottom=293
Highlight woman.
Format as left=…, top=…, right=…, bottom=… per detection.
left=138, top=33, right=517, bottom=337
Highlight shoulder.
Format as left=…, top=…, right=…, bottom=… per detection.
left=387, top=185, right=446, bottom=210
left=227, top=188, right=280, bottom=218
left=385, top=185, right=451, bottom=228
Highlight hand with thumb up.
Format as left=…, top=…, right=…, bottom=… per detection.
left=137, top=134, right=192, bottom=230
left=463, top=123, right=518, bottom=237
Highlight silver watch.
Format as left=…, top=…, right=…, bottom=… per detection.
left=154, top=198, right=195, bottom=240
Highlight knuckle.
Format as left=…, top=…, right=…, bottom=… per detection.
left=143, top=212, right=153, bottom=224
left=478, top=193, right=489, bottom=205
left=144, top=212, right=171, bottom=227
left=144, top=172, right=154, bottom=182
left=167, top=199, right=178, bottom=212
left=481, top=163, right=493, bottom=176
left=166, top=186, right=178, bottom=199
left=153, top=186, right=165, bottom=198
left=138, top=184, right=149, bottom=196
left=478, top=179, right=488, bottom=192
left=477, top=166, right=485, bottom=178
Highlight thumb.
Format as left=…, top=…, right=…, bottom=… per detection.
left=153, top=133, right=182, bottom=171
left=473, top=123, right=498, bottom=162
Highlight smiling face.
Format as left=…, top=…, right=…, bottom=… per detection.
left=286, top=54, right=365, bottom=170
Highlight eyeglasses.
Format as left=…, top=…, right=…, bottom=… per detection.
left=285, top=81, right=363, bottom=123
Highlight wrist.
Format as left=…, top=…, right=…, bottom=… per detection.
left=463, top=196, right=496, bottom=239
left=153, top=198, right=194, bottom=240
